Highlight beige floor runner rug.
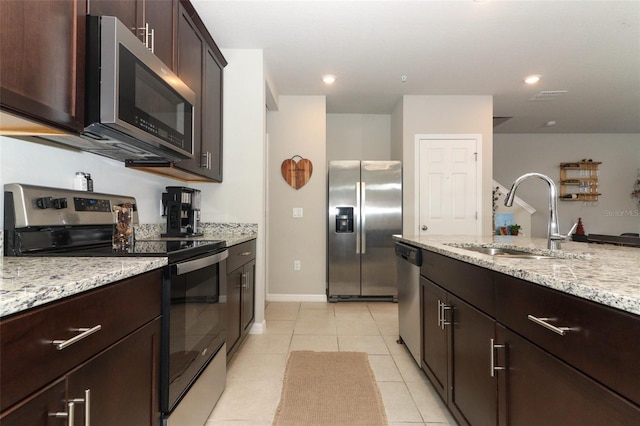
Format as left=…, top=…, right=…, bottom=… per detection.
left=272, top=351, right=388, bottom=426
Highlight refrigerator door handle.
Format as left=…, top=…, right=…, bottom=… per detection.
left=361, top=182, right=366, bottom=254
left=356, top=181, right=361, bottom=254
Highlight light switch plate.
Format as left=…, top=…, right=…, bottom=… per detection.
left=293, top=208, right=303, bottom=218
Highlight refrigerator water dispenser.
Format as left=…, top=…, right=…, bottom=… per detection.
left=335, top=207, right=354, bottom=233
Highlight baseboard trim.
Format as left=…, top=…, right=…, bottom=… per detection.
left=266, top=293, right=328, bottom=303
left=249, top=319, right=266, bottom=334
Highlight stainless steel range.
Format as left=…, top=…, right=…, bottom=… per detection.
left=3, top=183, right=227, bottom=425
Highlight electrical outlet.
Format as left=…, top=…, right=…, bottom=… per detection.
left=293, top=260, right=301, bottom=270
left=293, top=208, right=303, bottom=218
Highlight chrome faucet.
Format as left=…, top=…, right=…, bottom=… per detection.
left=504, top=172, right=574, bottom=251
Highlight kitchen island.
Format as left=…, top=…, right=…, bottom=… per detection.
left=394, top=234, right=639, bottom=426
left=394, top=234, right=639, bottom=315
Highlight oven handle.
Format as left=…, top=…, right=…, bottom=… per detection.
left=174, top=250, right=228, bottom=275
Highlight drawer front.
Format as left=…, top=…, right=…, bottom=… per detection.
left=0, top=269, right=162, bottom=411
left=495, top=272, right=640, bottom=406
left=227, top=239, right=256, bottom=272
left=421, top=250, right=495, bottom=316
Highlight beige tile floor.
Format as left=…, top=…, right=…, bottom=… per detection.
left=206, top=301, right=456, bottom=426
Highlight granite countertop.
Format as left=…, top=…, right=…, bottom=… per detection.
left=0, top=257, right=167, bottom=318
left=0, top=228, right=258, bottom=319
left=394, top=235, right=640, bottom=316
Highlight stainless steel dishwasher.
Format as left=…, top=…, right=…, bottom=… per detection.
left=395, top=242, right=422, bottom=365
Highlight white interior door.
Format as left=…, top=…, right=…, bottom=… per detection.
left=417, top=137, right=479, bottom=235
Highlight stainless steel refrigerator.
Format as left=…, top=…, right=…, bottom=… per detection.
left=328, top=160, right=402, bottom=301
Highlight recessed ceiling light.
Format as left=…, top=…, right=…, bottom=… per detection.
left=322, top=75, right=336, bottom=84
left=524, top=75, right=541, bottom=84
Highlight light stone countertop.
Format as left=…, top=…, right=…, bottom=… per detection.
left=394, top=235, right=640, bottom=316
left=0, top=231, right=257, bottom=319
left=0, top=257, right=167, bottom=318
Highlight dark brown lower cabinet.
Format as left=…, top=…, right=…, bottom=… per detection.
left=0, top=379, right=66, bottom=425
left=1, top=318, right=160, bottom=426
left=419, top=249, right=640, bottom=426
left=226, top=265, right=242, bottom=356
left=226, top=240, right=257, bottom=359
left=67, top=318, right=161, bottom=426
left=421, top=276, right=497, bottom=426
left=421, top=276, right=448, bottom=400
left=0, top=270, right=163, bottom=425
left=449, top=294, right=496, bottom=426
left=497, top=324, right=640, bottom=426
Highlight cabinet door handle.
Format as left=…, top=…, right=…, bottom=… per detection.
left=240, top=251, right=252, bottom=256
left=49, top=401, right=75, bottom=426
left=70, top=389, right=91, bottom=426
left=241, top=272, right=248, bottom=289
left=438, top=301, right=451, bottom=329
left=149, top=27, right=155, bottom=53
left=52, top=325, right=102, bottom=350
left=490, top=338, right=505, bottom=377
left=527, top=315, right=573, bottom=336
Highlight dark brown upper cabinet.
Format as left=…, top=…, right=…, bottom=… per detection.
left=0, top=0, right=87, bottom=133
left=87, top=0, right=175, bottom=68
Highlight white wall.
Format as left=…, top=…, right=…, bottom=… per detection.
left=390, top=100, right=403, bottom=162
left=397, top=95, right=494, bottom=235
left=267, top=96, right=327, bottom=300
left=326, top=114, right=390, bottom=161
left=192, top=49, right=268, bottom=330
left=494, top=134, right=640, bottom=237
left=0, top=136, right=178, bottom=224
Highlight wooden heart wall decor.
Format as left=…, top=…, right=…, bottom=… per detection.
left=281, top=155, right=313, bottom=190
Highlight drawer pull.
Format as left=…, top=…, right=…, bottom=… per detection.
left=240, top=251, right=252, bottom=256
left=52, top=325, right=102, bottom=350
left=527, top=315, right=572, bottom=336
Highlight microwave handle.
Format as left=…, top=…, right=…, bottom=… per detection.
left=174, top=250, right=228, bottom=275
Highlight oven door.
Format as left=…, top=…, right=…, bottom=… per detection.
left=162, top=249, right=228, bottom=413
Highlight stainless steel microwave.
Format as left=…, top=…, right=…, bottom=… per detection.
left=42, top=16, right=195, bottom=163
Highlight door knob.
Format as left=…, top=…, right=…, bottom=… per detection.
left=421, top=225, right=428, bottom=231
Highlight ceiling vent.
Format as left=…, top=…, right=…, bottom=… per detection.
left=529, top=90, right=568, bottom=101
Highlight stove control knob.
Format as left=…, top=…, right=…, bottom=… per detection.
left=36, top=197, right=54, bottom=209
left=53, top=198, right=68, bottom=209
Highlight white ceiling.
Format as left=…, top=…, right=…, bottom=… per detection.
left=191, top=0, right=640, bottom=134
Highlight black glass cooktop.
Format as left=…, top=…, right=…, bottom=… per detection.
left=19, top=239, right=226, bottom=263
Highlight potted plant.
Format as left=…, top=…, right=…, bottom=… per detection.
left=508, top=224, right=521, bottom=236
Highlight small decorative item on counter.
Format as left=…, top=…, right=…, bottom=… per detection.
left=572, top=217, right=588, bottom=242
left=113, top=203, right=134, bottom=251
left=508, top=224, right=521, bottom=236
left=85, top=173, right=94, bottom=192
left=74, top=172, right=88, bottom=191
left=74, top=172, right=94, bottom=191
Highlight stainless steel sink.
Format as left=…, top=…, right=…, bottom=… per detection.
left=455, top=246, right=555, bottom=259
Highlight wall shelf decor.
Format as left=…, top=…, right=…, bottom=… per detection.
left=559, top=161, right=601, bottom=202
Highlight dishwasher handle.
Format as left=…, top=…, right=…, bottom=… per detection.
left=395, top=243, right=422, bottom=266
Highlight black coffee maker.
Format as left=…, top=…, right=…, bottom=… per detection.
left=161, top=187, right=202, bottom=237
